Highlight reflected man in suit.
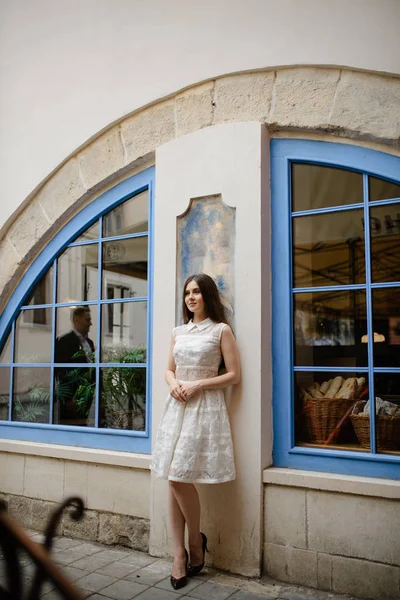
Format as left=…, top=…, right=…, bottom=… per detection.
left=55, top=307, right=95, bottom=425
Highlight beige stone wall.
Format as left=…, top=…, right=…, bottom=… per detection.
left=263, top=479, right=400, bottom=600
left=1, top=67, right=400, bottom=310
left=0, top=450, right=150, bottom=550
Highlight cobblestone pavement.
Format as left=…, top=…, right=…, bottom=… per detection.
left=3, top=532, right=365, bottom=600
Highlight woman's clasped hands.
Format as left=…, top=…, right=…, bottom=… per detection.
left=170, top=380, right=202, bottom=403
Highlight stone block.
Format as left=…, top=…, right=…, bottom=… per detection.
left=330, top=70, right=400, bottom=142
left=214, top=72, right=274, bottom=124
left=0, top=452, right=25, bottom=495
left=7, top=495, right=33, bottom=529
left=30, top=498, right=61, bottom=533
left=175, top=82, right=213, bottom=136
left=64, top=460, right=88, bottom=503
left=264, top=485, right=307, bottom=549
left=78, top=128, right=125, bottom=190
left=0, top=238, right=19, bottom=297
left=264, top=543, right=318, bottom=589
left=23, top=456, right=64, bottom=502
left=317, top=552, right=332, bottom=591
left=307, top=490, right=400, bottom=566
left=331, top=555, right=400, bottom=600
left=86, top=463, right=150, bottom=518
left=63, top=507, right=99, bottom=542
left=98, top=513, right=149, bottom=552
left=269, top=67, right=340, bottom=129
left=36, top=158, right=86, bottom=223
left=7, top=199, right=50, bottom=259
left=121, top=100, right=175, bottom=164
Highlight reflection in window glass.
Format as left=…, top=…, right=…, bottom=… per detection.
left=295, top=371, right=367, bottom=449
left=103, top=191, right=148, bottom=237
left=293, top=209, right=365, bottom=288
left=15, top=310, right=52, bottom=363
left=102, top=237, right=148, bottom=298
left=57, top=244, right=98, bottom=303
left=100, top=367, right=146, bottom=431
left=294, top=290, right=367, bottom=367
left=54, top=366, right=95, bottom=427
left=370, top=203, right=400, bottom=283
left=55, top=306, right=97, bottom=364
left=74, top=221, right=99, bottom=243
left=292, top=164, right=363, bottom=212
left=0, top=367, right=10, bottom=420
left=101, top=302, right=147, bottom=363
left=373, top=373, right=400, bottom=454
left=0, top=330, right=12, bottom=364
left=12, top=368, right=50, bottom=423
left=26, top=266, right=54, bottom=310
left=371, top=288, right=400, bottom=369
left=369, top=176, right=400, bottom=202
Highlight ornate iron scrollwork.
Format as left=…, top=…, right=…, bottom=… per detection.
left=0, top=497, right=85, bottom=600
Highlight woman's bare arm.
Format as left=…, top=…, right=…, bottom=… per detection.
left=165, top=335, right=186, bottom=402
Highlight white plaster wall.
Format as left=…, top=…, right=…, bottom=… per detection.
left=1, top=0, right=400, bottom=231
left=150, top=122, right=270, bottom=576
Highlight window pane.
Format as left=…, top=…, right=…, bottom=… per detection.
left=295, top=371, right=368, bottom=449
left=54, top=366, right=95, bottom=426
left=370, top=203, right=400, bottom=283
left=371, top=287, right=400, bottom=368
left=102, top=237, right=148, bottom=298
left=293, top=209, right=365, bottom=288
left=0, top=367, right=10, bottom=420
left=74, top=221, right=99, bottom=243
left=100, top=367, right=146, bottom=431
left=103, top=191, right=148, bottom=237
left=292, top=164, right=363, bottom=212
left=294, top=290, right=367, bottom=367
left=55, top=306, right=98, bottom=364
left=12, top=367, right=50, bottom=424
left=373, top=373, right=400, bottom=454
left=369, top=176, right=400, bottom=202
left=57, top=244, right=99, bottom=303
left=0, top=330, right=12, bottom=364
left=15, top=310, right=52, bottom=363
left=26, top=266, right=54, bottom=307
left=101, top=302, right=147, bottom=363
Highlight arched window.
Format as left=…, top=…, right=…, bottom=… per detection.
left=0, top=168, right=154, bottom=453
left=271, top=141, right=400, bottom=479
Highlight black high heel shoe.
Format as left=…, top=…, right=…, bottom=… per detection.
left=170, top=549, right=188, bottom=590
left=187, top=532, right=208, bottom=577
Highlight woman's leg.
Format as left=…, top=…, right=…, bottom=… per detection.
left=169, top=482, right=187, bottom=578
left=170, top=481, right=204, bottom=566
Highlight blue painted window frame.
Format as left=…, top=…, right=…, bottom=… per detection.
left=0, top=167, right=155, bottom=453
left=271, top=140, right=400, bottom=480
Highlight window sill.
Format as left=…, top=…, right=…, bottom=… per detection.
left=263, top=467, right=400, bottom=499
left=0, top=438, right=151, bottom=470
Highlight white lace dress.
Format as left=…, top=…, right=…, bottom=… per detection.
left=152, top=318, right=236, bottom=484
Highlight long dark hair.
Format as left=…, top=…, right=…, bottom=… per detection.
left=182, top=273, right=228, bottom=325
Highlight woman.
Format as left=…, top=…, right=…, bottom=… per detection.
left=152, top=273, right=241, bottom=590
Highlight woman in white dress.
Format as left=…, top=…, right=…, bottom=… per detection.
left=152, top=273, right=241, bottom=590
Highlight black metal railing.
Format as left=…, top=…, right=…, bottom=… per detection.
left=0, top=497, right=85, bottom=600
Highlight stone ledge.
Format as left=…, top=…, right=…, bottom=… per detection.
left=0, top=439, right=151, bottom=470
left=263, top=467, right=400, bottom=500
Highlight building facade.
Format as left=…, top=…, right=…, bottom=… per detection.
left=0, top=2, right=399, bottom=599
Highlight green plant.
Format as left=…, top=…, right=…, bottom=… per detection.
left=101, top=346, right=146, bottom=430
left=14, top=386, right=50, bottom=423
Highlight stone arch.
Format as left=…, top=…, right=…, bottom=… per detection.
left=1, top=66, right=400, bottom=309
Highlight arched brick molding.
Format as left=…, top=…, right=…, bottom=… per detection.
left=1, top=66, right=400, bottom=309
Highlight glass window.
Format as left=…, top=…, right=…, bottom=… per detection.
left=0, top=180, right=152, bottom=452
left=292, top=164, right=363, bottom=212
left=289, top=157, right=400, bottom=458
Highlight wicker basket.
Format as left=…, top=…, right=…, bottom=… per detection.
left=350, top=401, right=400, bottom=451
left=302, top=397, right=357, bottom=445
